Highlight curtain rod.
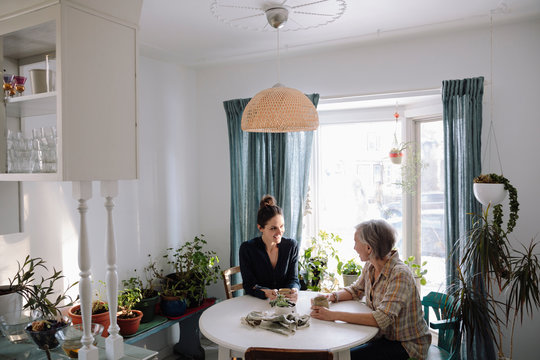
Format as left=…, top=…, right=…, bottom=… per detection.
left=320, top=87, right=442, bottom=103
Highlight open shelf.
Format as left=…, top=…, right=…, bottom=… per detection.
left=5, top=91, right=56, bottom=117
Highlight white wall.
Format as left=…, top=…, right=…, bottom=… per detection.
left=195, top=18, right=540, bottom=359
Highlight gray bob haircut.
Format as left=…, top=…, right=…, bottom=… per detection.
left=355, top=219, right=396, bottom=260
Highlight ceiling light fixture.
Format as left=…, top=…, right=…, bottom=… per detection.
left=212, top=0, right=347, bottom=132
left=242, top=6, right=318, bottom=132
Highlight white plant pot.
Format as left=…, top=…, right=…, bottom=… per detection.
left=343, top=274, right=358, bottom=287
left=389, top=153, right=403, bottom=164
left=273, top=305, right=295, bottom=315
left=0, top=289, right=23, bottom=316
left=473, top=183, right=506, bottom=207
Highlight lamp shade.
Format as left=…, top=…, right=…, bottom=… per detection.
left=241, top=84, right=319, bottom=132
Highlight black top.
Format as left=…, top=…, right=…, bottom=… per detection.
left=239, top=237, right=300, bottom=299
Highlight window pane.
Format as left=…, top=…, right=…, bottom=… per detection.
left=316, top=121, right=403, bottom=260
left=420, top=121, right=446, bottom=296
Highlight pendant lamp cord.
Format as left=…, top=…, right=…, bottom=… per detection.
left=483, top=14, right=504, bottom=175
left=276, top=28, right=281, bottom=84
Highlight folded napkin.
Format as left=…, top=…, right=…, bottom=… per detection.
left=241, top=311, right=311, bottom=336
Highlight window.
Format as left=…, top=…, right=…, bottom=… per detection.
left=303, top=94, right=445, bottom=297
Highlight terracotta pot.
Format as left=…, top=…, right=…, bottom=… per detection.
left=68, top=304, right=110, bottom=337
left=116, top=310, right=143, bottom=336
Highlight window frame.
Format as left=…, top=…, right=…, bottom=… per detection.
left=304, top=93, right=443, bottom=271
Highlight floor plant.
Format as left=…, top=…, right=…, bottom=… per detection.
left=448, top=178, right=540, bottom=359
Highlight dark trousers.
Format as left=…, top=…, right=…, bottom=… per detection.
left=350, top=338, right=409, bottom=360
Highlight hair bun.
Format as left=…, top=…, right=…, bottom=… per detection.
left=259, top=194, right=277, bottom=210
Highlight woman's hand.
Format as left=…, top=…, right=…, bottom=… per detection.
left=285, top=288, right=298, bottom=302
left=310, top=305, right=334, bottom=321
left=262, top=288, right=278, bottom=300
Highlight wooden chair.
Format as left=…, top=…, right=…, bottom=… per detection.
left=422, top=291, right=461, bottom=360
left=222, top=265, right=243, bottom=299
left=244, top=347, right=333, bottom=360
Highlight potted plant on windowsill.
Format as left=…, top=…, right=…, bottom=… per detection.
left=298, top=230, right=341, bottom=292
left=116, top=287, right=143, bottom=336
left=337, top=258, right=363, bottom=287
left=163, top=235, right=220, bottom=308
left=404, top=256, right=428, bottom=286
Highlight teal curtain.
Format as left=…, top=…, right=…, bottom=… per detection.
left=225, top=94, right=319, bottom=269
left=442, top=77, right=494, bottom=360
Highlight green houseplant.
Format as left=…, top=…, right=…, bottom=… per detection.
left=9, top=257, right=78, bottom=359
left=116, top=287, right=143, bottom=336
left=162, top=235, right=220, bottom=308
left=448, top=177, right=540, bottom=360
left=403, top=256, right=428, bottom=286
left=1, top=256, right=48, bottom=315
left=337, top=258, right=363, bottom=287
left=67, top=280, right=109, bottom=336
left=124, top=261, right=160, bottom=323
left=298, top=230, right=341, bottom=292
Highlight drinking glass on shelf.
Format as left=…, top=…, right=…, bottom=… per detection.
left=3, top=73, right=14, bottom=97
left=13, top=76, right=27, bottom=96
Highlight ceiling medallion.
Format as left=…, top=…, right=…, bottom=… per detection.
left=210, top=0, right=347, bottom=32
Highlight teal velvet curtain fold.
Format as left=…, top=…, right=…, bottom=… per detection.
left=442, top=76, right=483, bottom=287
left=225, top=94, right=319, bottom=269
left=442, top=76, right=494, bottom=360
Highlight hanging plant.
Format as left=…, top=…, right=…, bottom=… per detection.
left=388, top=111, right=404, bottom=164
left=473, top=173, right=519, bottom=234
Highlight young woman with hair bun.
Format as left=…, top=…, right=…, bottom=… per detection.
left=239, top=195, right=300, bottom=301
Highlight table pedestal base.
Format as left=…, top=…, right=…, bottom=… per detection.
left=173, top=310, right=205, bottom=359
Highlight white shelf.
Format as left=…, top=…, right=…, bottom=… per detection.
left=0, top=172, right=59, bottom=181
left=6, top=91, right=57, bottom=117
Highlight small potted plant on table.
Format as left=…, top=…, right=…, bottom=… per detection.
left=269, top=293, right=296, bottom=315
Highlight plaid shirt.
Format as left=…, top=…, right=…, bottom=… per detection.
left=344, top=250, right=431, bottom=360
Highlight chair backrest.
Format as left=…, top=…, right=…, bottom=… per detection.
left=422, top=291, right=461, bottom=359
left=222, top=266, right=243, bottom=299
left=244, top=347, right=333, bottom=360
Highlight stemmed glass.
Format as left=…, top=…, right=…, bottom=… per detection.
left=3, top=73, right=14, bottom=97
left=13, top=75, right=27, bottom=96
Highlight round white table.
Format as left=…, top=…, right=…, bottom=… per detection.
left=199, top=291, right=379, bottom=360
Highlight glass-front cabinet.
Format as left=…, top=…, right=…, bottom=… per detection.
left=1, top=1, right=138, bottom=181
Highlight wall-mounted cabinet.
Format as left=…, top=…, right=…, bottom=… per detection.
left=1, top=1, right=138, bottom=181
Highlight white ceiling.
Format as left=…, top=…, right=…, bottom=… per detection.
left=138, top=0, right=540, bottom=68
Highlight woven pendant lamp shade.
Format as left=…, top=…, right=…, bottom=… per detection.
left=241, top=84, right=319, bottom=132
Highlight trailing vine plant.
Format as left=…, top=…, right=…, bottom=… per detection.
left=473, top=173, right=519, bottom=234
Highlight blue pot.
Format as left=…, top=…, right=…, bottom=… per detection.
left=160, top=296, right=187, bottom=318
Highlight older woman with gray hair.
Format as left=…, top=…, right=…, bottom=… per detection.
left=310, top=219, right=431, bottom=360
